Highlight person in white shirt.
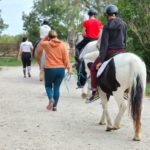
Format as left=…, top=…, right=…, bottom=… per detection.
left=39, top=20, right=51, bottom=70
left=40, top=20, right=51, bottom=39
left=18, top=37, right=33, bottom=78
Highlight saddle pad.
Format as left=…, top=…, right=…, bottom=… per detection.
left=97, top=59, right=111, bottom=78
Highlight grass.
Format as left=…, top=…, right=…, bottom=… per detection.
left=70, top=55, right=75, bottom=63
left=0, top=57, right=36, bottom=66
left=146, top=83, right=150, bottom=96
left=0, top=57, right=22, bottom=66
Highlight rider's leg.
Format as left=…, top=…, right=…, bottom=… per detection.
left=86, top=56, right=101, bottom=103
left=75, top=37, right=94, bottom=63
left=75, top=38, right=92, bottom=87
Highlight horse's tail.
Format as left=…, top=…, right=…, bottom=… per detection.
left=130, top=60, right=146, bottom=135
left=33, top=39, right=41, bottom=58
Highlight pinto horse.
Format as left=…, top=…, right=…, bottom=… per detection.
left=75, top=32, right=101, bottom=98
left=82, top=52, right=147, bottom=141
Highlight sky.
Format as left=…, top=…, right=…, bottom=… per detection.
left=0, top=0, right=34, bottom=35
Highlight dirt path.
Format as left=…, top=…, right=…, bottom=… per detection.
left=0, top=66, right=150, bottom=150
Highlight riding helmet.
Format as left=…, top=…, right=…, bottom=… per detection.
left=42, top=19, right=49, bottom=25
left=88, top=8, right=98, bottom=16
left=104, top=4, right=118, bottom=16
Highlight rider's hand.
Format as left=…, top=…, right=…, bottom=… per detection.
left=96, top=63, right=101, bottom=70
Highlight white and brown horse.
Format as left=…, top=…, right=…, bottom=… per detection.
left=81, top=52, right=147, bottom=141
left=75, top=32, right=101, bottom=98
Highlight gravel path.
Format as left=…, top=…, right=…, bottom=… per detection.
left=0, top=66, right=150, bottom=150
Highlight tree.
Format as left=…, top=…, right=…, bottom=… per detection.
left=117, top=0, right=150, bottom=79
left=22, top=11, right=40, bottom=43
left=22, top=0, right=114, bottom=45
left=0, top=7, right=8, bottom=34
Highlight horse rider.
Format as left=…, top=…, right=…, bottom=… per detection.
left=39, top=20, right=51, bottom=68
left=33, top=19, right=51, bottom=55
left=40, top=19, right=51, bottom=39
left=75, top=8, right=103, bottom=87
left=76, top=8, right=103, bottom=58
left=86, top=4, right=127, bottom=103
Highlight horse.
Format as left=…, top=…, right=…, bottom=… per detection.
left=34, top=40, right=70, bottom=81
left=74, top=32, right=101, bottom=98
left=79, top=51, right=99, bottom=98
left=34, top=41, right=45, bottom=81
left=81, top=51, right=147, bottom=141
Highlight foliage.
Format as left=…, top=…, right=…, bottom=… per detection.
left=22, top=11, right=40, bottom=44
left=22, top=0, right=115, bottom=40
left=146, top=83, right=150, bottom=96
left=0, top=34, right=23, bottom=44
left=0, top=2, right=8, bottom=34
left=117, top=0, right=150, bottom=80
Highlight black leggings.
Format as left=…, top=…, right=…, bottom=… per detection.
left=75, top=37, right=97, bottom=62
left=21, top=52, right=31, bottom=68
left=76, top=37, right=97, bottom=54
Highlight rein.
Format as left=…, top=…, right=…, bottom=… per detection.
left=63, top=72, right=72, bottom=95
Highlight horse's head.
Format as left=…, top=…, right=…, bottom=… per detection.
left=75, top=32, right=83, bottom=46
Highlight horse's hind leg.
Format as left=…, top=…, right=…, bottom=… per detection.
left=39, top=69, right=44, bottom=81
left=99, top=109, right=106, bottom=125
left=81, top=85, right=87, bottom=99
left=99, top=89, right=113, bottom=131
left=113, top=90, right=127, bottom=130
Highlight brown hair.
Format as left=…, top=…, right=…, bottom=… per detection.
left=48, top=30, right=57, bottom=39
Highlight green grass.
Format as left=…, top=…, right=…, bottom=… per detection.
left=0, top=57, right=22, bottom=66
left=0, top=57, right=36, bottom=66
left=70, top=55, right=75, bottom=63
left=146, top=83, right=150, bottom=96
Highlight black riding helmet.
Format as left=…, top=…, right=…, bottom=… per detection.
left=104, top=4, right=118, bottom=16
left=88, top=8, right=98, bottom=16
left=42, top=19, right=49, bottom=25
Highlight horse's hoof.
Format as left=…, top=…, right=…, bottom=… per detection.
left=112, top=125, right=121, bottom=130
left=39, top=77, right=44, bottom=81
left=106, top=127, right=113, bottom=132
left=99, top=122, right=106, bottom=125
left=112, top=127, right=120, bottom=130
left=82, top=93, right=87, bottom=99
left=132, top=136, right=141, bottom=141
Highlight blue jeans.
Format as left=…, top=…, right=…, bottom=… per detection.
left=44, top=68, right=65, bottom=107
